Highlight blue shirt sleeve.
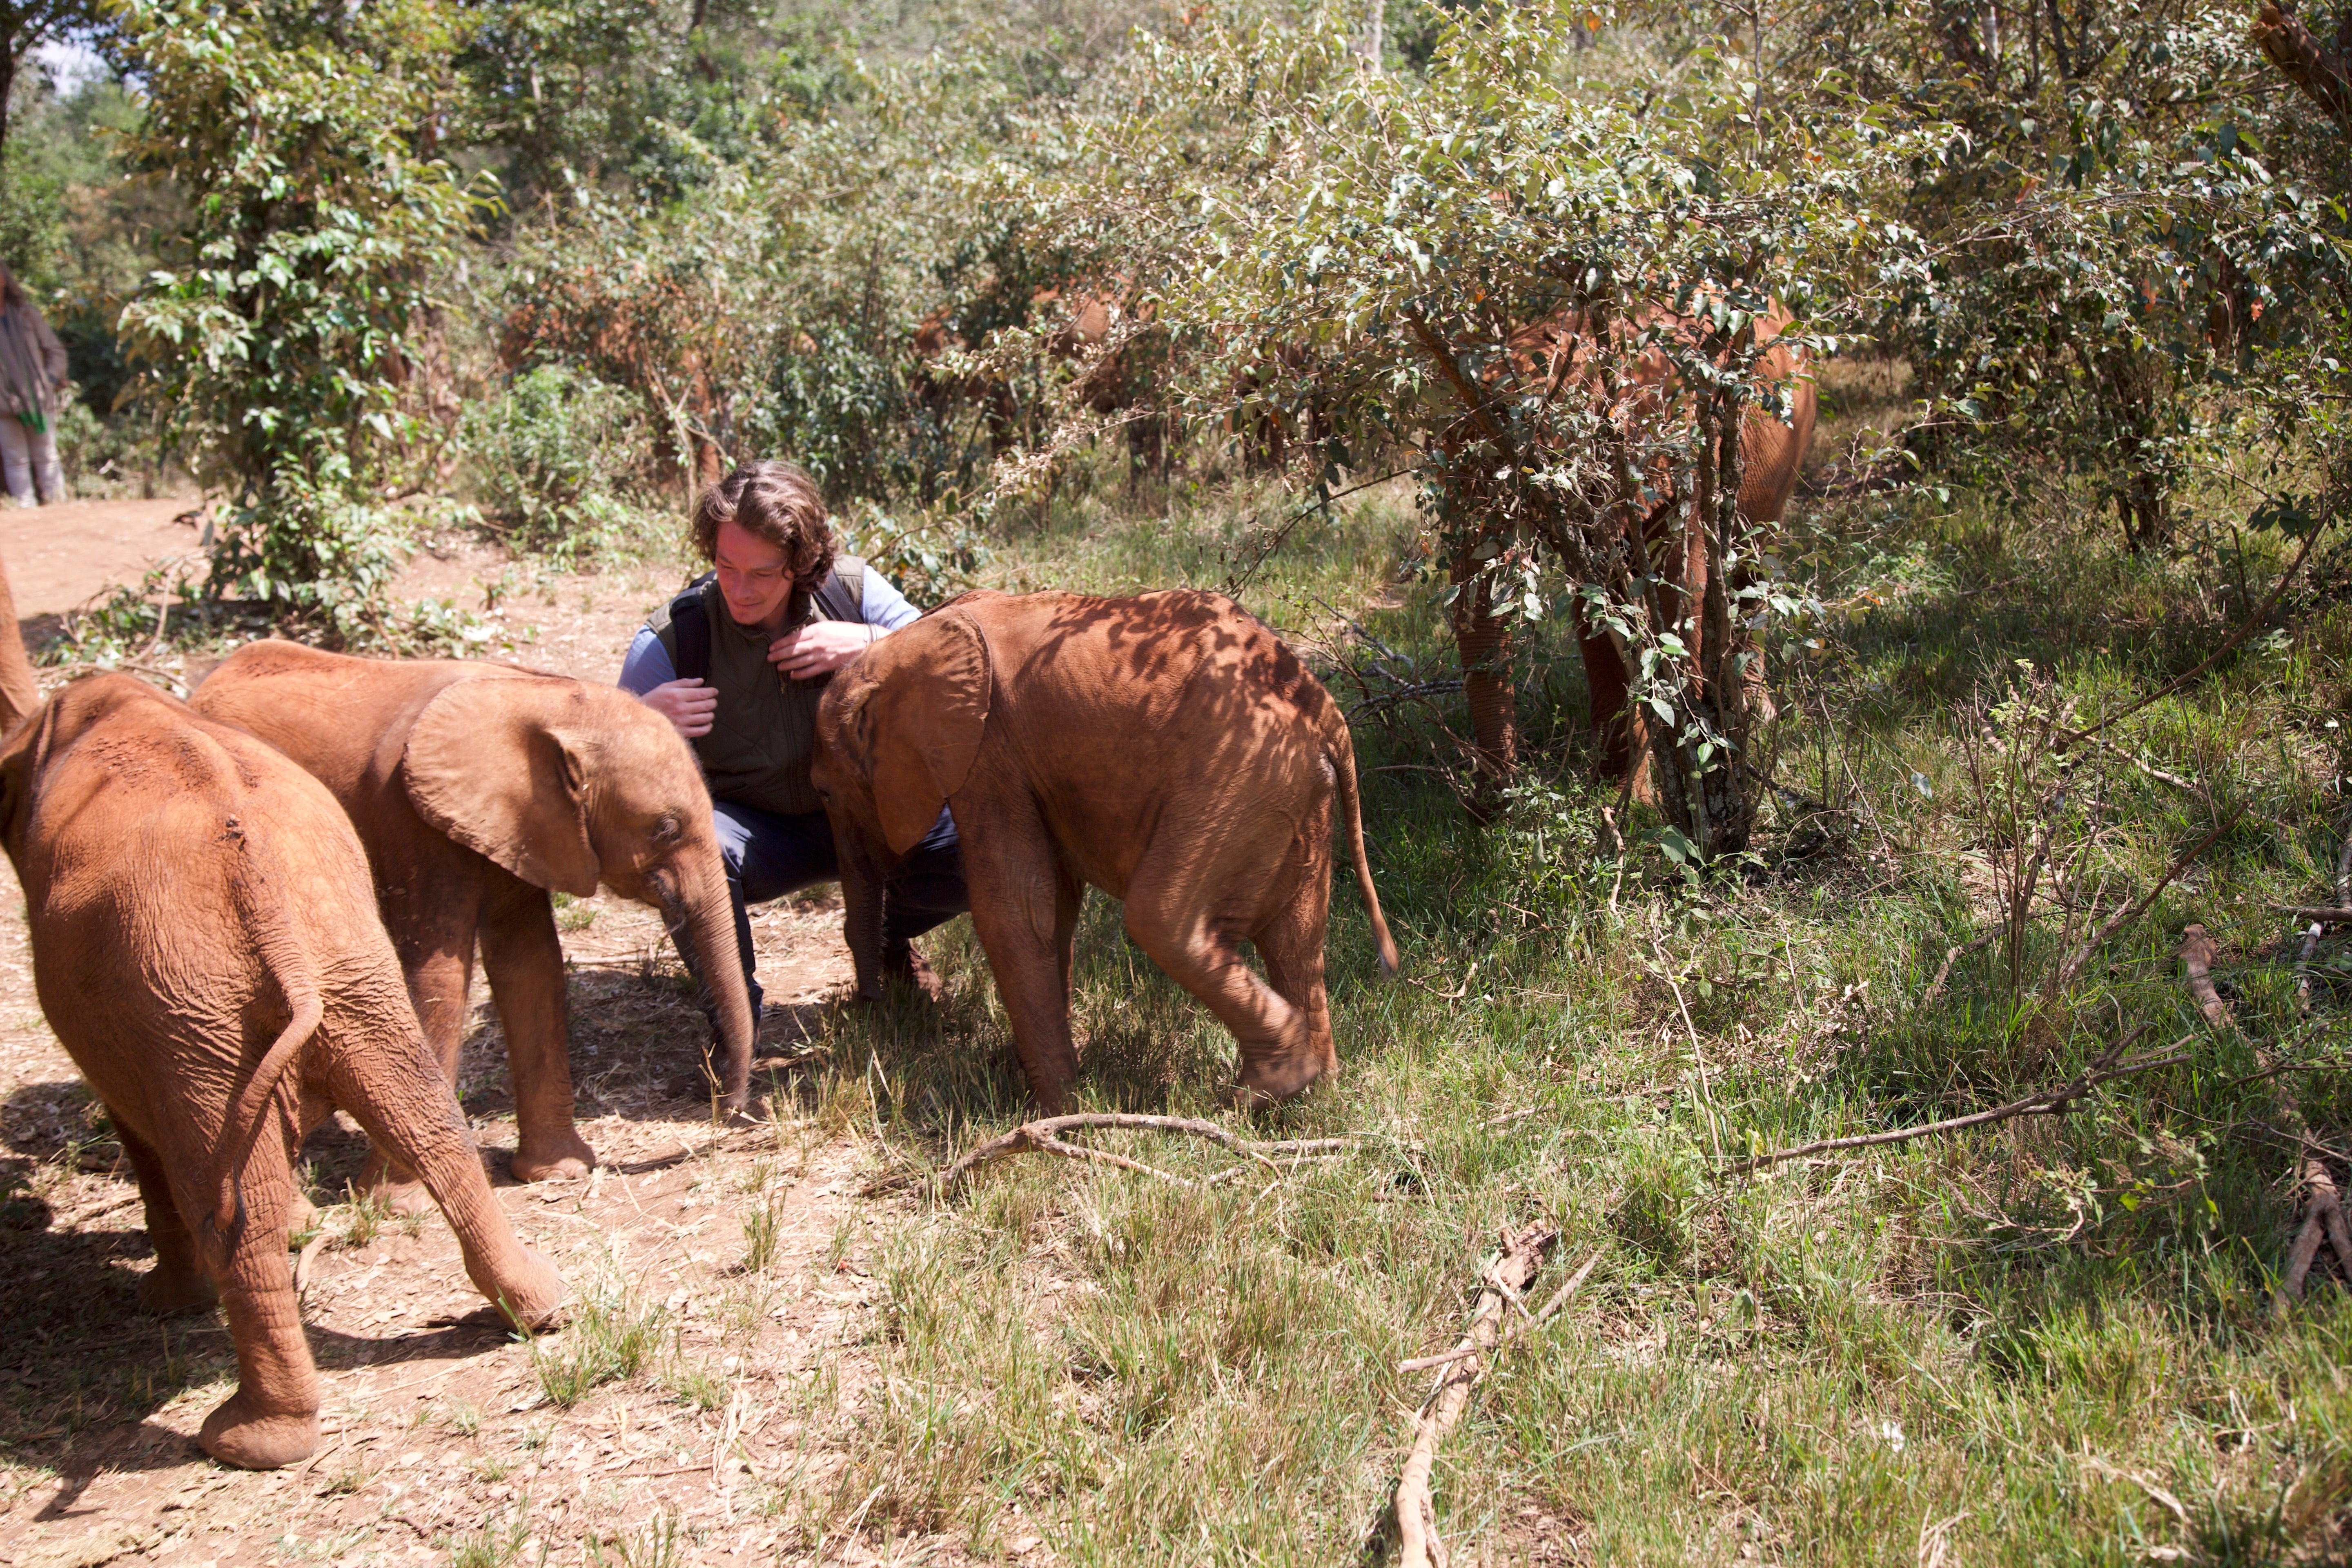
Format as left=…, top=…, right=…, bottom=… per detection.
left=862, top=572, right=921, bottom=632
left=617, top=627, right=675, bottom=694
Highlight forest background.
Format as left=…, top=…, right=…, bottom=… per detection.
left=7, top=0, right=2352, bottom=1560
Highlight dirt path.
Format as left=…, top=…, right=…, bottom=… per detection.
left=0, top=529, right=934, bottom=1565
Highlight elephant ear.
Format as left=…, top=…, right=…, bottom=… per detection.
left=855, top=609, right=991, bottom=857
left=403, top=675, right=601, bottom=897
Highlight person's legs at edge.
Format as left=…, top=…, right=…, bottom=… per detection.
left=0, top=419, right=34, bottom=506
left=682, top=802, right=971, bottom=1027
left=880, top=808, right=970, bottom=971
left=26, top=425, right=62, bottom=504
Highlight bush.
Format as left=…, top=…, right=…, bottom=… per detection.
left=462, top=363, right=654, bottom=562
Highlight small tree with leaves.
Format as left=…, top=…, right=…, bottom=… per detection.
left=116, top=0, right=482, bottom=633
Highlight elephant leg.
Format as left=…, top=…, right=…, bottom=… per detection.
left=479, top=879, right=592, bottom=1182
left=323, top=1022, right=562, bottom=1333
left=961, top=827, right=1084, bottom=1112
left=1251, top=835, right=1338, bottom=1091
left=363, top=929, right=478, bottom=1212
left=194, top=1104, right=320, bottom=1469
left=117, top=1116, right=214, bottom=1315
left=1125, top=871, right=1322, bottom=1107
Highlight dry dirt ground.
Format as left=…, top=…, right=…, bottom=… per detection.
left=0, top=520, right=938, bottom=1566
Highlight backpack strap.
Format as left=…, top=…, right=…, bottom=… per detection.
left=667, top=572, right=715, bottom=684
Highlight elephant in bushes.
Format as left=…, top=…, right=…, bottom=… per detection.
left=811, top=589, right=1397, bottom=1111
left=0, top=673, right=562, bottom=1468
left=192, top=643, right=757, bottom=1200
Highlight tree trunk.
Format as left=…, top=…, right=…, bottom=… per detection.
left=1450, top=545, right=1514, bottom=822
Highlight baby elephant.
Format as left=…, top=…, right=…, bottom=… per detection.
left=811, top=589, right=1397, bottom=1110
left=0, top=675, right=562, bottom=1468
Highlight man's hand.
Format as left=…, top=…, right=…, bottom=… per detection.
left=768, top=620, right=880, bottom=681
left=640, top=677, right=718, bottom=739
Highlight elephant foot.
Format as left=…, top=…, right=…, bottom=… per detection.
left=365, top=1178, right=434, bottom=1219
left=137, top=1264, right=217, bottom=1316
left=1229, top=1051, right=1333, bottom=1109
left=510, top=1132, right=595, bottom=1185
left=198, top=1390, right=320, bottom=1470
left=478, top=1247, right=565, bottom=1332
left=283, top=1193, right=318, bottom=1243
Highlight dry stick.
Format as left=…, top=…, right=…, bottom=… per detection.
left=1717, top=1028, right=2181, bottom=1178
left=1393, top=1223, right=1555, bottom=1568
left=934, top=1114, right=1360, bottom=1193
left=1398, top=1247, right=1604, bottom=1372
left=2276, top=904, right=2352, bottom=923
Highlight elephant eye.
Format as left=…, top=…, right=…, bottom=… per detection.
left=654, top=813, right=681, bottom=843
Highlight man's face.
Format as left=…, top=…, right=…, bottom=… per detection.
left=714, top=519, right=794, bottom=630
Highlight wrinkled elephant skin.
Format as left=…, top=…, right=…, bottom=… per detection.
left=0, top=673, right=562, bottom=1469
left=813, top=589, right=1398, bottom=1111
left=193, top=643, right=757, bottom=1201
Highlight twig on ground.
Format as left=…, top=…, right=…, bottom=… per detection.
left=1391, top=1222, right=1557, bottom=1568
left=2296, top=821, right=2352, bottom=1011
left=931, top=1114, right=1363, bottom=1193
left=2056, top=728, right=2210, bottom=800
left=1920, top=931, right=1997, bottom=1009
left=1404, top=959, right=1477, bottom=1001
left=1717, top=1027, right=2179, bottom=1178
left=2276, top=904, right=2352, bottom=923
left=1398, top=1247, right=1603, bottom=1372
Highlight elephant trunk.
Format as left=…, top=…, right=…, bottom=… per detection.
left=835, top=822, right=887, bottom=1000
left=0, top=554, right=37, bottom=735
left=671, top=857, right=757, bottom=1112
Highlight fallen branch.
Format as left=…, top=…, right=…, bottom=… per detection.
left=1717, top=1027, right=2180, bottom=1178
left=933, top=1114, right=1360, bottom=1193
left=1398, top=1247, right=1603, bottom=1372
left=1392, top=1223, right=1556, bottom=1568
left=2276, top=904, right=2352, bottom=924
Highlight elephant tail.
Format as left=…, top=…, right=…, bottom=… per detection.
left=1323, top=701, right=1399, bottom=977
left=208, top=856, right=325, bottom=1240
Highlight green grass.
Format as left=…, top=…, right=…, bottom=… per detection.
left=756, top=457, right=2352, bottom=1564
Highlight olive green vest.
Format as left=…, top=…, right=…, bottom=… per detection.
left=647, top=557, right=867, bottom=817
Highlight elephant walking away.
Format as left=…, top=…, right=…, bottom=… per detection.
left=192, top=644, right=758, bottom=1200
left=812, top=589, right=1398, bottom=1111
left=0, top=673, right=562, bottom=1468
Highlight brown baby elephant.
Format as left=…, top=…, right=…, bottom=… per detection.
left=811, top=589, right=1397, bottom=1110
left=193, top=643, right=757, bottom=1200
left=0, top=673, right=562, bottom=1468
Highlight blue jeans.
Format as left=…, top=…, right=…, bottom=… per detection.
left=701, top=800, right=967, bottom=1020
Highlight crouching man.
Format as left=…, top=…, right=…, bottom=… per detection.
left=619, top=460, right=967, bottom=1026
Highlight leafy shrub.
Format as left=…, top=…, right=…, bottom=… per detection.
left=462, top=363, right=653, bottom=562
left=838, top=501, right=992, bottom=608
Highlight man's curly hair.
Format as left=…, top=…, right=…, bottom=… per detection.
left=691, top=461, right=837, bottom=584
